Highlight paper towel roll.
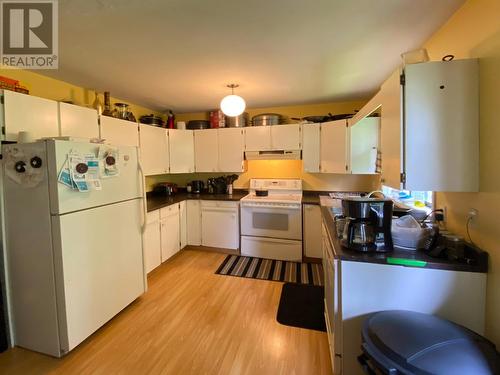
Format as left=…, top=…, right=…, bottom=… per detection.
left=17, top=131, right=34, bottom=143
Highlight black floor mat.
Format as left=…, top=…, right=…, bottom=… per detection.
left=276, top=282, right=326, bottom=332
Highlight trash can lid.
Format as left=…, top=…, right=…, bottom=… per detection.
left=362, top=310, right=500, bottom=374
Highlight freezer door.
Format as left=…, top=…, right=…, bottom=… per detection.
left=51, top=199, right=146, bottom=353
left=47, top=140, right=143, bottom=215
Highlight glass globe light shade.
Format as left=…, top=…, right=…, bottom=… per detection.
left=220, top=94, right=246, bottom=116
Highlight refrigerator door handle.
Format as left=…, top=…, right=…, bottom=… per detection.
left=137, top=159, right=148, bottom=234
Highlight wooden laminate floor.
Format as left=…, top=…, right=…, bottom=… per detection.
left=0, top=249, right=332, bottom=375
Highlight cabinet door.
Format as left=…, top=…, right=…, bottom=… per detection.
left=350, top=117, right=379, bottom=174
left=194, top=129, right=219, bottom=172
left=160, top=205, right=180, bottom=262
left=320, top=120, right=348, bottom=174
left=59, top=102, right=99, bottom=139
left=302, top=124, right=320, bottom=173
left=186, top=200, right=201, bottom=246
left=169, top=129, right=195, bottom=173
left=139, top=124, right=169, bottom=175
left=271, top=124, right=301, bottom=150
left=201, top=201, right=239, bottom=249
left=179, top=201, right=187, bottom=250
left=244, top=126, right=271, bottom=151
left=303, top=204, right=322, bottom=258
left=143, top=211, right=161, bottom=274
left=218, top=128, right=245, bottom=172
left=100, top=116, right=139, bottom=147
left=3, top=90, right=58, bottom=141
left=404, top=59, right=479, bottom=191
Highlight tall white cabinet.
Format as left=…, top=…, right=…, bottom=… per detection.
left=403, top=59, right=479, bottom=191
left=302, top=124, right=321, bottom=173
left=303, top=204, right=322, bottom=258
left=100, top=116, right=139, bottom=147
left=139, top=125, right=169, bottom=175
left=187, top=200, right=201, bottom=246
left=349, top=117, right=379, bottom=174
left=320, top=120, right=348, bottom=173
left=194, top=129, right=219, bottom=172
left=2, top=90, right=59, bottom=141
left=58, top=102, right=99, bottom=139
left=218, top=128, right=245, bottom=172
left=160, top=205, right=180, bottom=262
left=169, top=129, right=195, bottom=173
left=144, top=211, right=161, bottom=274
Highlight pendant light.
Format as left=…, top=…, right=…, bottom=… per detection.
left=220, top=84, right=246, bottom=116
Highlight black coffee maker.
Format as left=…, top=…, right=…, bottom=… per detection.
left=341, top=197, right=394, bottom=252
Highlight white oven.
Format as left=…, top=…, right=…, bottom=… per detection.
left=240, top=202, right=302, bottom=240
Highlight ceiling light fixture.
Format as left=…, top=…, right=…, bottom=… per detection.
left=220, top=84, right=246, bottom=117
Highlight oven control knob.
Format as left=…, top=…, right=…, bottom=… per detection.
left=15, top=161, right=26, bottom=173
left=30, top=156, right=43, bottom=168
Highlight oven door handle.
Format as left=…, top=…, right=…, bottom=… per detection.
left=241, top=203, right=302, bottom=210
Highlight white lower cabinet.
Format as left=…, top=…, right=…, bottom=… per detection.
left=303, top=204, right=322, bottom=258
left=143, top=211, right=161, bottom=274
left=201, top=200, right=239, bottom=249
left=160, top=205, right=180, bottom=262
left=179, top=201, right=187, bottom=249
left=187, top=200, right=202, bottom=246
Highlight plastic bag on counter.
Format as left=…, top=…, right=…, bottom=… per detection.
left=391, top=215, right=434, bottom=250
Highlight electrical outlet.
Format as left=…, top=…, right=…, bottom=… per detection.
left=468, top=208, right=478, bottom=219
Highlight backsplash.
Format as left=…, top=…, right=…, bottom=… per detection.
left=145, top=160, right=380, bottom=192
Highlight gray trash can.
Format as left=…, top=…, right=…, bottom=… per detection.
left=358, top=310, right=500, bottom=374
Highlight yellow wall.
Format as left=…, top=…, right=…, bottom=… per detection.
left=0, top=69, right=161, bottom=119
left=176, top=100, right=367, bottom=124
left=159, top=100, right=380, bottom=192
left=421, top=0, right=500, bottom=345
left=146, top=160, right=380, bottom=192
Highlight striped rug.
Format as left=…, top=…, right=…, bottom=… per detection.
left=215, top=255, right=323, bottom=286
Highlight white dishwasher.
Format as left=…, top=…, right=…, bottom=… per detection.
left=201, top=200, right=240, bottom=249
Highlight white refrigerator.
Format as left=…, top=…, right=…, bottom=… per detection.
left=2, top=139, right=147, bottom=357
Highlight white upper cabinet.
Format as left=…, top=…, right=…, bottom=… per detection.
left=244, top=124, right=302, bottom=151
left=302, top=124, right=321, bottom=173
left=169, top=129, right=195, bottom=173
left=218, top=128, right=245, bottom=172
left=244, top=126, right=271, bottom=151
left=3, top=90, right=58, bottom=141
left=349, top=117, right=379, bottom=174
left=139, top=124, right=169, bottom=175
left=58, top=102, right=99, bottom=139
left=271, top=124, right=301, bottom=150
left=320, top=120, right=348, bottom=174
left=194, top=129, right=219, bottom=172
left=404, top=59, right=479, bottom=192
left=100, top=116, right=139, bottom=147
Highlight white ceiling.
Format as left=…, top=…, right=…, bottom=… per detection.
left=43, top=0, right=465, bottom=112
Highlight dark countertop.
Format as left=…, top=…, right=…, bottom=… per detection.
left=147, top=189, right=328, bottom=212
left=301, top=191, right=328, bottom=205
left=321, top=206, right=488, bottom=273
left=147, top=190, right=248, bottom=212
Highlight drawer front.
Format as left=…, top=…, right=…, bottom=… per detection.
left=201, top=200, right=238, bottom=209
left=160, top=204, right=179, bottom=218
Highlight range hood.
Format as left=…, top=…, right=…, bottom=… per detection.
left=245, top=150, right=301, bottom=160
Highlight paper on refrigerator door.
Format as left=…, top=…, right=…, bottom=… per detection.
left=58, top=150, right=103, bottom=192
left=98, top=146, right=120, bottom=178
left=69, top=153, right=89, bottom=192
